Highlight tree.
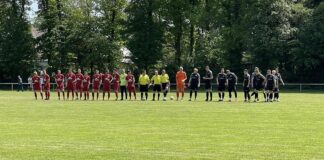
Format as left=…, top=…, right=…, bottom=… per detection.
left=125, top=0, right=164, bottom=71
left=0, top=0, right=35, bottom=82
left=295, top=2, right=324, bottom=82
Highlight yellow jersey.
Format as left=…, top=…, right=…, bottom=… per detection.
left=161, top=74, right=169, bottom=83
left=151, top=75, right=162, bottom=85
left=139, top=74, right=150, bottom=85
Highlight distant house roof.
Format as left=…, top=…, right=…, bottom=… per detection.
left=121, top=47, right=133, bottom=64
left=31, top=27, right=43, bottom=38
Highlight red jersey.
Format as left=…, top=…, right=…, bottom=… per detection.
left=82, top=75, right=90, bottom=90
left=75, top=73, right=84, bottom=86
left=32, top=76, right=41, bottom=86
left=44, top=74, right=50, bottom=85
left=32, top=75, right=41, bottom=90
left=93, top=73, right=102, bottom=87
left=126, top=74, right=135, bottom=87
left=102, top=74, right=113, bottom=86
left=113, top=73, right=120, bottom=84
left=66, top=73, right=76, bottom=86
left=55, top=74, right=64, bottom=85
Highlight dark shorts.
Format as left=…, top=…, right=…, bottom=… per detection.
left=266, top=85, right=274, bottom=91
left=205, top=82, right=212, bottom=90
left=255, top=84, right=264, bottom=91
left=228, top=85, right=236, bottom=92
left=153, top=85, right=161, bottom=92
left=243, top=86, right=250, bottom=92
left=190, top=83, right=199, bottom=91
left=162, top=83, right=168, bottom=90
left=140, top=85, right=148, bottom=92
left=120, top=86, right=127, bottom=92
left=218, top=84, right=225, bottom=91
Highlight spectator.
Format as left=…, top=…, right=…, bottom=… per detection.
left=17, top=75, right=24, bottom=92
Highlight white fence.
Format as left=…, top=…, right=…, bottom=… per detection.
left=1, top=83, right=324, bottom=92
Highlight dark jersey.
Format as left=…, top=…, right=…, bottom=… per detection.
left=243, top=74, right=250, bottom=87
left=266, top=74, right=275, bottom=87
left=226, top=72, right=237, bottom=85
left=217, top=73, right=226, bottom=85
left=190, top=73, right=200, bottom=85
left=204, top=70, right=213, bottom=84
left=254, top=74, right=265, bottom=86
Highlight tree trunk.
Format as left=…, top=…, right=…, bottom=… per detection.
left=205, top=0, right=210, bottom=31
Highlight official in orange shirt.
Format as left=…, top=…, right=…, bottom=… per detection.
left=176, top=66, right=187, bottom=100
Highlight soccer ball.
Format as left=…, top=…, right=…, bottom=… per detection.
left=170, top=96, right=174, bottom=100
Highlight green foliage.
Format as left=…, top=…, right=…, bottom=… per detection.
left=0, top=0, right=324, bottom=82
left=0, top=0, right=35, bottom=82
left=125, top=0, right=164, bottom=71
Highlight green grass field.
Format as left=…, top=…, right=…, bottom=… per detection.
left=0, top=91, right=324, bottom=160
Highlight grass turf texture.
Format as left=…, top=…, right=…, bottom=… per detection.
left=0, top=91, right=324, bottom=160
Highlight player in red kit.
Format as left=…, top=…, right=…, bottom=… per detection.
left=32, top=71, right=43, bottom=100
left=113, top=69, right=120, bottom=101
left=66, top=69, right=76, bottom=100
left=43, top=70, right=51, bottom=100
left=92, top=70, right=102, bottom=100
left=102, top=69, right=113, bottom=100
left=55, top=70, right=65, bottom=100
left=75, top=69, right=84, bottom=100
left=82, top=71, right=91, bottom=100
left=126, top=70, right=136, bottom=100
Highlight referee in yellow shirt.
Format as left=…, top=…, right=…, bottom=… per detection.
left=161, top=69, right=170, bottom=101
left=151, top=70, right=162, bottom=101
left=138, top=70, right=150, bottom=101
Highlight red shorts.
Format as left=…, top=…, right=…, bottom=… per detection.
left=33, top=84, right=41, bottom=91
left=128, top=86, right=136, bottom=92
left=114, top=83, right=120, bottom=92
left=103, top=85, right=111, bottom=92
left=57, top=83, right=64, bottom=90
left=44, top=83, right=50, bottom=91
left=83, top=86, right=89, bottom=92
left=75, top=84, right=82, bottom=91
left=177, top=83, right=186, bottom=90
left=93, top=85, right=100, bottom=92
left=67, top=85, right=74, bottom=91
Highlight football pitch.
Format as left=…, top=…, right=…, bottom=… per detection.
left=0, top=91, right=324, bottom=159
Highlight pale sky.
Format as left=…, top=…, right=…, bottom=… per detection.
left=27, top=0, right=38, bottom=22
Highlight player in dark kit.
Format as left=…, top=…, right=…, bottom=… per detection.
left=75, top=69, right=84, bottom=100
left=226, top=70, right=238, bottom=102
left=216, top=68, right=226, bottom=101
left=274, top=68, right=285, bottom=101
left=203, top=66, right=213, bottom=101
left=102, top=70, right=113, bottom=100
left=265, top=69, right=276, bottom=102
left=55, top=70, right=65, bottom=100
left=252, top=68, right=266, bottom=102
left=43, top=70, right=51, bottom=100
left=243, top=69, right=251, bottom=102
left=188, top=68, right=200, bottom=101
left=66, top=69, right=76, bottom=100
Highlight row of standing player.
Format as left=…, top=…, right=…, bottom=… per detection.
left=185, top=66, right=284, bottom=102
left=31, top=66, right=284, bottom=102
